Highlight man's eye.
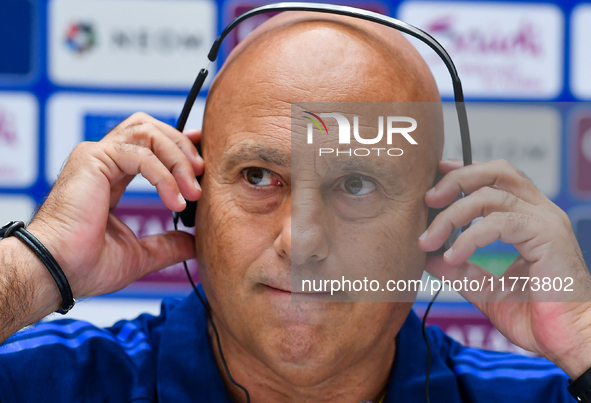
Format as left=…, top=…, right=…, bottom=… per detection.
left=340, top=174, right=376, bottom=195
left=243, top=167, right=278, bottom=186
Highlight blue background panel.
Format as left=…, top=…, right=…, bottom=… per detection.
left=0, top=0, right=33, bottom=76
left=84, top=114, right=178, bottom=142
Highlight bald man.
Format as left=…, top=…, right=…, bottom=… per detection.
left=0, top=11, right=589, bottom=403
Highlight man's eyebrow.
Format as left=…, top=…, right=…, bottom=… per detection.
left=318, top=157, right=404, bottom=190
left=221, top=143, right=291, bottom=171
left=319, top=158, right=390, bottom=178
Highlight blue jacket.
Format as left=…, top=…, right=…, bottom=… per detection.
left=0, top=289, right=575, bottom=402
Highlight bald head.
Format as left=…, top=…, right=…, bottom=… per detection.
left=202, top=11, right=443, bottom=158
left=211, top=11, right=440, bottom=103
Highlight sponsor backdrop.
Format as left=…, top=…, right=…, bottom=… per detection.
left=1, top=0, right=590, bottom=351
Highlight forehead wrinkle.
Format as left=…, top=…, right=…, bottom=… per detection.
left=222, top=142, right=291, bottom=171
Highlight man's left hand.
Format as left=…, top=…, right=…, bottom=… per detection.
left=419, top=158, right=591, bottom=379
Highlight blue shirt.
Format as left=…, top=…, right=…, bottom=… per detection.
left=0, top=289, right=575, bottom=402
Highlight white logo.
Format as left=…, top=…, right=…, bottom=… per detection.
left=303, top=111, right=417, bottom=157
left=49, top=0, right=217, bottom=89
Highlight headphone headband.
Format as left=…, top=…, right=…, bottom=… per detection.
left=212, top=3, right=459, bottom=84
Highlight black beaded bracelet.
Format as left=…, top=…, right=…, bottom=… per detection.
left=0, top=221, right=75, bottom=314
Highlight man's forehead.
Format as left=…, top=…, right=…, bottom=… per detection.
left=212, top=103, right=436, bottom=182
left=205, top=99, right=291, bottom=157
left=221, top=140, right=291, bottom=171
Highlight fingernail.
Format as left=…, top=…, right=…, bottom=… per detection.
left=195, top=152, right=203, bottom=164
left=419, top=230, right=428, bottom=241
left=426, top=187, right=436, bottom=196
left=184, top=129, right=199, bottom=135
left=444, top=247, right=453, bottom=259
left=194, top=178, right=201, bottom=190
left=178, top=194, right=186, bottom=206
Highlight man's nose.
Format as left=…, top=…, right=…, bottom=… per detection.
left=287, top=190, right=330, bottom=265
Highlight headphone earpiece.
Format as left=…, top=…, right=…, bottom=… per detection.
left=178, top=198, right=198, bottom=228
left=177, top=145, right=202, bottom=228
left=426, top=174, right=463, bottom=256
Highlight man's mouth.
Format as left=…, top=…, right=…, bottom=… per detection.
left=261, top=284, right=336, bottom=297
left=263, top=284, right=291, bottom=294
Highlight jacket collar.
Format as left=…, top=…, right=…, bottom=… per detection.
left=386, top=309, right=461, bottom=403
left=157, top=289, right=233, bottom=402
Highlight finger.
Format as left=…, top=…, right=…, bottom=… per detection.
left=116, top=113, right=204, bottom=176
left=437, top=158, right=481, bottom=175
left=443, top=212, right=549, bottom=265
left=183, top=129, right=204, bottom=167
left=116, top=122, right=201, bottom=201
left=183, top=129, right=202, bottom=144
left=427, top=159, right=546, bottom=209
left=100, top=142, right=186, bottom=211
left=138, top=231, right=196, bottom=276
left=420, top=186, right=540, bottom=253
left=149, top=121, right=203, bottom=176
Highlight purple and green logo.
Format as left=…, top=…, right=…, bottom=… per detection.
left=303, top=111, right=328, bottom=136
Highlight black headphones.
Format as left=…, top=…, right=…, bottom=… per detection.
left=171, top=4, right=473, bottom=402
left=173, top=2, right=472, bottom=251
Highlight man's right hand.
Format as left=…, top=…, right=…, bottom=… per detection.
left=1, top=112, right=202, bottom=334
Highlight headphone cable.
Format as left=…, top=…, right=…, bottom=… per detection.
left=174, top=220, right=252, bottom=403
left=421, top=287, right=440, bottom=403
